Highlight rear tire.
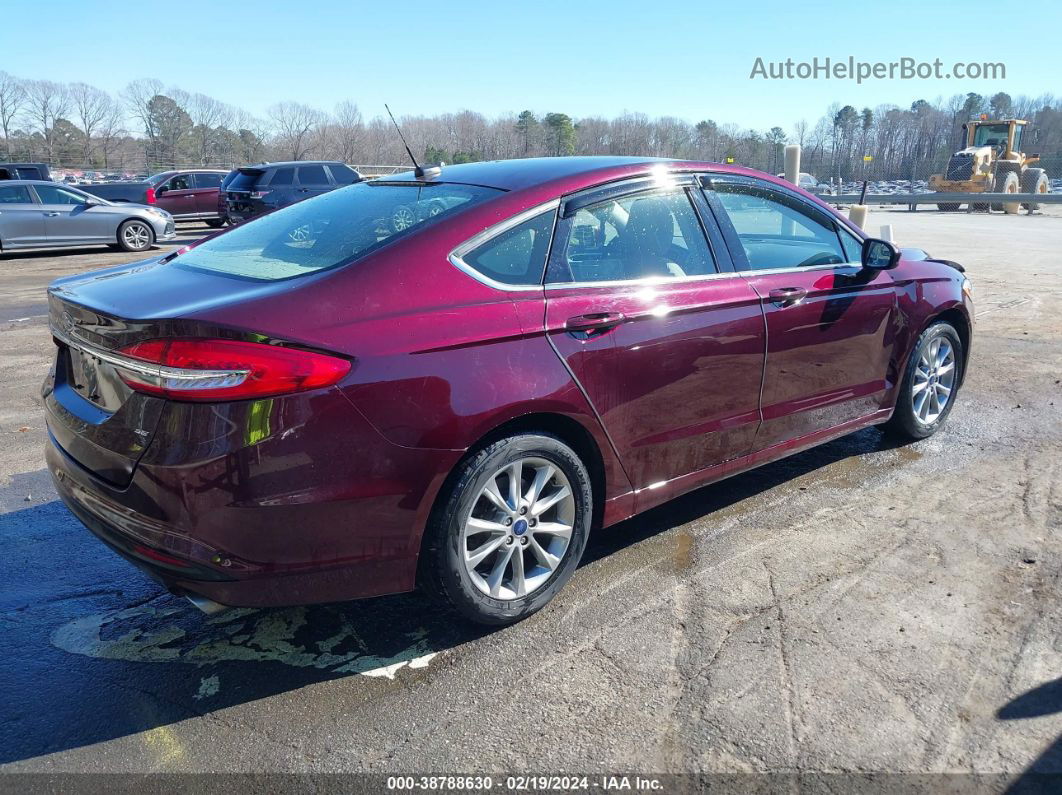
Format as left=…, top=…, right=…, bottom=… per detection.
left=885, top=322, right=963, bottom=441
left=421, top=433, right=592, bottom=626
left=205, top=219, right=225, bottom=228
left=117, top=219, right=154, bottom=252
left=1021, top=168, right=1049, bottom=211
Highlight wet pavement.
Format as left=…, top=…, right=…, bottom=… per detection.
left=1, top=212, right=1061, bottom=780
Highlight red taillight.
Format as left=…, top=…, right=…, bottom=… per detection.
left=145, top=187, right=156, bottom=204
left=116, top=338, right=350, bottom=402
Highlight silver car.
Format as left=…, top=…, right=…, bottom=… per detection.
left=0, top=180, right=175, bottom=254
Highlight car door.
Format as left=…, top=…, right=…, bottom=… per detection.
left=0, top=184, right=47, bottom=248
left=295, top=164, right=332, bottom=201
left=192, top=172, right=223, bottom=217
left=155, top=173, right=197, bottom=218
left=704, top=174, right=898, bottom=450
left=32, top=184, right=112, bottom=245
left=543, top=178, right=766, bottom=505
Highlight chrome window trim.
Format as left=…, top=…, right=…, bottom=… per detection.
left=543, top=261, right=863, bottom=290
left=448, top=198, right=561, bottom=292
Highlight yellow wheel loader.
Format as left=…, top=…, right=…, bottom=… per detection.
left=929, top=118, right=1050, bottom=214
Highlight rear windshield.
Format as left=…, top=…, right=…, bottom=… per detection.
left=227, top=169, right=264, bottom=191
left=173, top=181, right=502, bottom=281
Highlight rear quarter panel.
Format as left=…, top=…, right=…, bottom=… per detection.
left=183, top=198, right=635, bottom=526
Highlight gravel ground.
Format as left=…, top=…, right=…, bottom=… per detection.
left=0, top=211, right=1060, bottom=788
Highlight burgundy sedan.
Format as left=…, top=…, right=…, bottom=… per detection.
left=43, top=157, right=973, bottom=625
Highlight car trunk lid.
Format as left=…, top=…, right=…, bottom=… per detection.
left=44, top=258, right=289, bottom=487
left=45, top=295, right=166, bottom=488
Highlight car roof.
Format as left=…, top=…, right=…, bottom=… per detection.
left=247, top=161, right=346, bottom=169
left=373, top=156, right=794, bottom=194
left=0, top=179, right=66, bottom=186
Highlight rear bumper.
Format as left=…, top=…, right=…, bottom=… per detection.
left=44, top=387, right=462, bottom=608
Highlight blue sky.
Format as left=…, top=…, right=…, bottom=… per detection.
left=8, top=0, right=1060, bottom=130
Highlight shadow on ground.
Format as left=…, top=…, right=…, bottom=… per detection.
left=999, top=679, right=1062, bottom=792
left=1, top=426, right=904, bottom=764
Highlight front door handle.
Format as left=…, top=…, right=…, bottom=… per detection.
left=43, top=211, right=61, bottom=217
left=768, top=287, right=807, bottom=307
left=565, top=312, right=627, bottom=334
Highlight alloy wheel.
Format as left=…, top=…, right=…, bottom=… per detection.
left=912, top=337, right=956, bottom=424
left=462, top=457, right=575, bottom=600
left=123, top=222, right=150, bottom=250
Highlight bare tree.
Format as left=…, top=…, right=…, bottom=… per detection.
left=326, top=101, right=364, bottom=163
left=23, top=80, right=71, bottom=163
left=121, top=78, right=165, bottom=159
left=0, top=71, right=26, bottom=158
left=187, top=92, right=233, bottom=164
left=69, top=82, right=113, bottom=164
left=96, top=99, right=127, bottom=168
left=268, top=102, right=325, bottom=160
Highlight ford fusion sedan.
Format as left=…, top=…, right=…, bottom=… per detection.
left=43, top=157, right=972, bottom=625
left=0, top=180, right=175, bottom=253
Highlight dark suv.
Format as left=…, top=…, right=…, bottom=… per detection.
left=223, top=161, right=361, bottom=223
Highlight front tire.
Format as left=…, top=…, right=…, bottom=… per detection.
left=885, top=322, right=963, bottom=440
left=205, top=218, right=225, bottom=229
left=996, top=170, right=1021, bottom=215
left=117, top=219, right=154, bottom=252
left=422, top=433, right=592, bottom=626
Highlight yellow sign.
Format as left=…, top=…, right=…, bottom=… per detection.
left=863, top=155, right=873, bottom=162
left=725, top=157, right=735, bottom=164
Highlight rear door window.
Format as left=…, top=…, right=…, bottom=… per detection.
left=174, top=181, right=502, bottom=281
left=0, top=185, right=34, bottom=203
left=550, top=189, right=717, bottom=283
left=15, top=167, right=44, bottom=179
left=194, top=172, right=223, bottom=189
left=296, top=165, right=329, bottom=186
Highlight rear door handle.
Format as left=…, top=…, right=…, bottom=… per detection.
left=768, top=287, right=807, bottom=307
left=565, top=312, right=627, bottom=334
left=44, top=211, right=61, bottom=217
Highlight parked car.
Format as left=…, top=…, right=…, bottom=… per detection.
left=0, top=162, right=50, bottom=181
left=43, top=157, right=972, bottom=625
left=222, top=161, right=361, bottom=223
left=79, top=169, right=230, bottom=226
left=0, top=180, right=175, bottom=253
left=776, top=171, right=827, bottom=192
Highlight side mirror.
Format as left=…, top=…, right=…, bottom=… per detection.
left=83, top=198, right=100, bottom=207
left=861, top=237, right=901, bottom=270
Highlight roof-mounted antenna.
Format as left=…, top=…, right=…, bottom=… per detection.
left=385, top=104, right=441, bottom=179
